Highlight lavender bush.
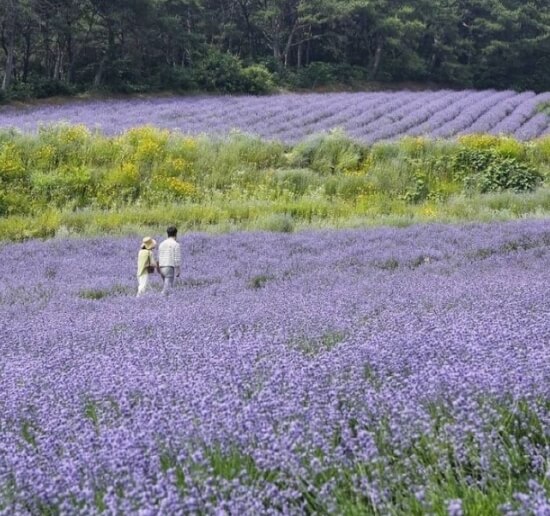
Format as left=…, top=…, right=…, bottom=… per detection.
left=1, top=220, right=550, bottom=513
left=0, top=90, right=549, bottom=143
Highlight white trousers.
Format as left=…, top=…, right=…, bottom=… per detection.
left=159, top=266, right=175, bottom=295
left=137, top=274, right=150, bottom=296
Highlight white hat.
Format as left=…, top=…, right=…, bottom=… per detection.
left=142, top=236, right=156, bottom=250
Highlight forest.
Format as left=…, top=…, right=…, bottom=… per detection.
left=1, top=0, right=549, bottom=100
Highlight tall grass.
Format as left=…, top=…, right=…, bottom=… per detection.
left=0, top=126, right=549, bottom=241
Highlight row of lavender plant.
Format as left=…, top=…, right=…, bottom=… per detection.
left=1, top=220, right=549, bottom=513
left=1, top=90, right=549, bottom=143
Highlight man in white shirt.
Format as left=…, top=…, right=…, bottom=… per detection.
left=158, top=226, right=182, bottom=295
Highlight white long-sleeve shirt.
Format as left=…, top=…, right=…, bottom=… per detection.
left=158, top=238, right=181, bottom=268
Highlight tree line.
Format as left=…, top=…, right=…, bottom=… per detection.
left=1, top=0, right=549, bottom=99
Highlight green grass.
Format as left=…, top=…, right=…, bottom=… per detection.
left=77, top=284, right=133, bottom=300
left=1, top=188, right=550, bottom=242
left=1, top=127, right=550, bottom=241
left=536, top=101, right=550, bottom=116
left=288, top=330, right=346, bottom=357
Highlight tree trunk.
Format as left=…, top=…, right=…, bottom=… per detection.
left=66, top=30, right=75, bottom=83
left=237, top=0, right=254, bottom=57
left=283, top=21, right=299, bottom=68
left=370, top=39, right=383, bottom=79
left=94, top=23, right=115, bottom=87
left=1, top=30, right=15, bottom=90
left=93, top=54, right=107, bottom=86
left=53, top=43, right=64, bottom=80
left=23, top=30, right=31, bottom=82
left=185, top=7, right=192, bottom=66
left=69, top=14, right=95, bottom=83
left=273, top=38, right=281, bottom=62
left=40, top=19, right=53, bottom=80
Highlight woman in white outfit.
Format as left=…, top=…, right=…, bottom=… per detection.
left=136, top=237, right=157, bottom=296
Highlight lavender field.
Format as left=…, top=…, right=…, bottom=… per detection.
left=1, top=89, right=550, bottom=143
left=1, top=220, right=550, bottom=513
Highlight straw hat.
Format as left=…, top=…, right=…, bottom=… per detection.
left=142, top=236, right=156, bottom=250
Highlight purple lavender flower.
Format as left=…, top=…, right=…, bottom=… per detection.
left=0, top=220, right=550, bottom=512
left=447, top=499, right=463, bottom=516
left=2, top=89, right=548, bottom=143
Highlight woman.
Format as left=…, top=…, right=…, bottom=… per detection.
left=136, top=236, right=157, bottom=296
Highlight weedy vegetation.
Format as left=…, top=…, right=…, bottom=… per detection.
left=0, top=126, right=549, bottom=241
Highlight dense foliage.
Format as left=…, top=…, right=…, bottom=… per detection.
left=0, top=125, right=549, bottom=240
left=0, top=0, right=549, bottom=99
left=1, top=221, right=550, bottom=513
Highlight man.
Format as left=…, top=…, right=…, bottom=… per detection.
left=158, top=226, right=182, bottom=295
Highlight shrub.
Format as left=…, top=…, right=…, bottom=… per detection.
left=494, top=137, right=526, bottom=159
left=98, top=162, right=141, bottom=205
left=323, top=177, right=339, bottom=198
left=0, top=190, right=33, bottom=216
left=401, top=173, right=430, bottom=203
left=274, top=169, right=319, bottom=197
left=533, top=136, right=550, bottom=162
left=370, top=141, right=401, bottom=161
left=452, top=148, right=542, bottom=193
left=337, top=176, right=373, bottom=201
left=229, top=134, right=285, bottom=168
left=289, top=62, right=368, bottom=89
left=478, top=159, right=543, bottom=193
left=398, top=137, right=431, bottom=158
left=260, top=213, right=294, bottom=233
left=7, top=82, right=36, bottom=101
left=87, top=136, right=124, bottom=166
left=157, top=66, right=197, bottom=91
left=149, top=175, right=197, bottom=202
left=33, top=144, right=57, bottom=170
left=452, top=148, right=493, bottom=175
left=36, top=124, right=93, bottom=166
left=290, top=130, right=363, bottom=175
left=241, top=65, right=275, bottom=94
left=458, top=133, right=528, bottom=160
left=365, top=159, right=418, bottom=198
left=293, top=62, right=336, bottom=88
left=0, top=210, right=61, bottom=240
left=166, top=136, right=199, bottom=166
left=0, top=142, right=26, bottom=184
left=195, top=134, right=284, bottom=191
left=193, top=50, right=246, bottom=93
left=32, top=79, right=76, bottom=98
left=398, top=156, right=456, bottom=203
left=158, top=157, right=192, bottom=179
left=458, top=133, right=500, bottom=150
left=122, top=126, right=169, bottom=165
left=30, top=165, right=93, bottom=208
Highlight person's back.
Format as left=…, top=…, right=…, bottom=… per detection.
left=158, top=226, right=181, bottom=294
left=158, top=238, right=180, bottom=268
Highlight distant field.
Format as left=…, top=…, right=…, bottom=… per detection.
left=1, top=89, right=550, bottom=143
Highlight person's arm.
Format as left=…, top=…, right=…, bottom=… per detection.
left=151, top=252, right=159, bottom=273
left=174, top=242, right=182, bottom=277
